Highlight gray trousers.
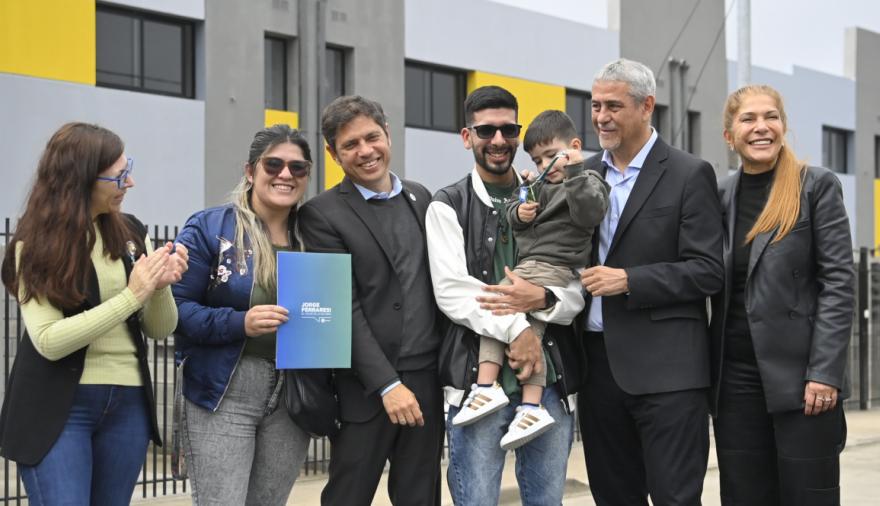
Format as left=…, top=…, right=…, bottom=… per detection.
left=183, top=355, right=310, bottom=506
left=479, top=260, right=577, bottom=387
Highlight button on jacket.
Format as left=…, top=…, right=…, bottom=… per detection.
left=710, top=166, right=855, bottom=413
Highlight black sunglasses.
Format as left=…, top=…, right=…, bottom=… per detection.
left=470, top=123, right=522, bottom=139
left=260, top=157, right=311, bottom=177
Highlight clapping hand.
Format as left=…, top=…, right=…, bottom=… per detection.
left=156, top=242, right=189, bottom=289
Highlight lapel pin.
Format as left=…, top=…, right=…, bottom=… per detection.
left=409, top=193, right=416, bottom=201
left=125, top=241, right=138, bottom=263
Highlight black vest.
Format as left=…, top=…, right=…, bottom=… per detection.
left=0, top=215, right=161, bottom=465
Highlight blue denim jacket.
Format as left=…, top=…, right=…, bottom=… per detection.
left=172, top=204, right=256, bottom=411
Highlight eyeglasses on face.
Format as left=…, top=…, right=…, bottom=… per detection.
left=260, top=157, right=311, bottom=178
left=469, top=123, right=522, bottom=140
left=96, top=157, right=134, bottom=189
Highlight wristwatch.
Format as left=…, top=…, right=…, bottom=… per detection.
left=542, top=287, right=558, bottom=310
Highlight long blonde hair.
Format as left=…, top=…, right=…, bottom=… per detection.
left=723, top=85, right=805, bottom=244
left=231, top=125, right=312, bottom=291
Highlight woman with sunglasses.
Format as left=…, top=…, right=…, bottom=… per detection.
left=172, top=124, right=312, bottom=505
left=0, top=122, right=185, bottom=505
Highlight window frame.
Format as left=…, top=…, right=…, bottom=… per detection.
left=323, top=45, right=348, bottom=112
left=822, top=125, right=852, bottom=174
left=874, top=135, right=880, bottom=179
left=651, top=104, right=668, bottom=140
left=685, top=110, right=701, bottom=156
left=264, top=35, right=289, bottom=110
left=404, top=61, right=466, bottom=133
left=565, top=89, right=601, bottom=152
left=95, top=4, right=195, bottom=99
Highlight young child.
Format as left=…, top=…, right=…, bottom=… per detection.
left=452, top=110, right=609, bottom=450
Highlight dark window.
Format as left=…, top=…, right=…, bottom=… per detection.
left=875, top=136, right=880, bottom=179
left=686, top=111, right=701, bottom=156
left=566, top=90, right=600, bottom=152
left=405, top=62, right=465, bottom=132
left=96, top=6, right=194, bottom=98
left=265, top=36, right=287, bottom=109
left=323, top=46, right=346, bottom=112
left=822, top=126, right=851, bottom=174
left=652, top=104, right=668, bottom=140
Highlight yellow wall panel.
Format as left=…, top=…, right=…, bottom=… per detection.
left=264, top=109, right=299, bottom=129
left=0, top=0, right=95, bottom=84
left=466, top=71, right=566, bottom=138
left=324, top=147, right=344, bottom=190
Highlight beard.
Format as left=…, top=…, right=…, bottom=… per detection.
left=473, top=144, right=514, bottom=175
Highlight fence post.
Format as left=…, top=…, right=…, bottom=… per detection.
left=859, top=247, right=869, bottom=410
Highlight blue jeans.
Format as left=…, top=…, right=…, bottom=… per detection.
left=20, top=384, right=151, bottom=506
left=446, top=386, right=574, bottom=506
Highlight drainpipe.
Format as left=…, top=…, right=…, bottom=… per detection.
left=737, top=0, right=751, bottom=87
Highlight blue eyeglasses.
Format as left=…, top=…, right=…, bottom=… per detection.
left=96, top=157, right=134, bottom=189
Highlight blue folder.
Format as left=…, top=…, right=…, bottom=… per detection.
left=276, top=251, right=352, bottom=369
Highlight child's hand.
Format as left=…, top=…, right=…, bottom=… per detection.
left=518, top=202, right=539, bottom=222
left=563, top=149, right=584, bottom=165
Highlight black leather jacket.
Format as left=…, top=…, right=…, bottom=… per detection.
left=710, top=166, right=854, bottom=413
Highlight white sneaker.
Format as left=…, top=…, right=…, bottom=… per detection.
left=451, top=383, right=510, bottom=426
left=499, top=405, right=555, bottom=451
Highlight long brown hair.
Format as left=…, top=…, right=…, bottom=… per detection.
left=723, top=85, right=806, bottom=244
left=1, top=123, right=145, bottom=308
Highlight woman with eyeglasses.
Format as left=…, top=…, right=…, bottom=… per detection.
left=172, top=124, right=312, bottom=505
left=0, top=122, right=186, bottom=505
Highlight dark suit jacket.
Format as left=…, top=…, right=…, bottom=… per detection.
left=710, top=166, right=854, bottom=413
left=297, top=177, right=434, bottom=423
left=577, top=136, right=724, bottom=395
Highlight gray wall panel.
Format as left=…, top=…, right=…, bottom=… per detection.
left=203, top=0, right=299, bottom=207
left=405, top=0, right=618, bottom=90
left=838, top=174, right=858, bottom=244
left=849, top=27, right=880, bottom=248
left=204, top=0, right=405, bottom=199
left=620, top=0, right=729, bottom=176
left=0, top=73, right=205, bottom=228
left=325, top=0, right=406, bottom=175
left=404, top=128, right=474, bottom=193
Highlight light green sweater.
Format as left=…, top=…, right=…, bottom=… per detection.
left=17, top=228, right=177, bottom=385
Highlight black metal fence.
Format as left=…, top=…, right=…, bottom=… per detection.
left=0, top=218, right=877, bottom=502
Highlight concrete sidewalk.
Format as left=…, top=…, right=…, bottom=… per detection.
left=140, top=408, right=880, bottom=505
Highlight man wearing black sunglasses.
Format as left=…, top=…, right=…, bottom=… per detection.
left=426, top=86, right=585, bottom=505
left=297, top=96, right=443, bottom=506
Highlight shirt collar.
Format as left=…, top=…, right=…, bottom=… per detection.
left=601, top=127, right=658, bottom=173
left=353, top=172, right=403, bottom=200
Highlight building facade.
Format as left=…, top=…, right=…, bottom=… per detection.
left=1, top=0, right=879, bottom=248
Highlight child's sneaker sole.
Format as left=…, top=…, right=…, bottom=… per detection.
left=452, top=400, right=508, bottom=426
left=500, top=420, right=554, bottom=450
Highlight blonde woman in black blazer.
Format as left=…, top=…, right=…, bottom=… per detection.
left=710, top=84, right=853, bottom=506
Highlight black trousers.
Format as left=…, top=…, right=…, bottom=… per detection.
left=713, top=373, right=846, bottom=506
left=578, top=332, right=709, bottom=506
left=321, top=369, right=444, bottom=506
